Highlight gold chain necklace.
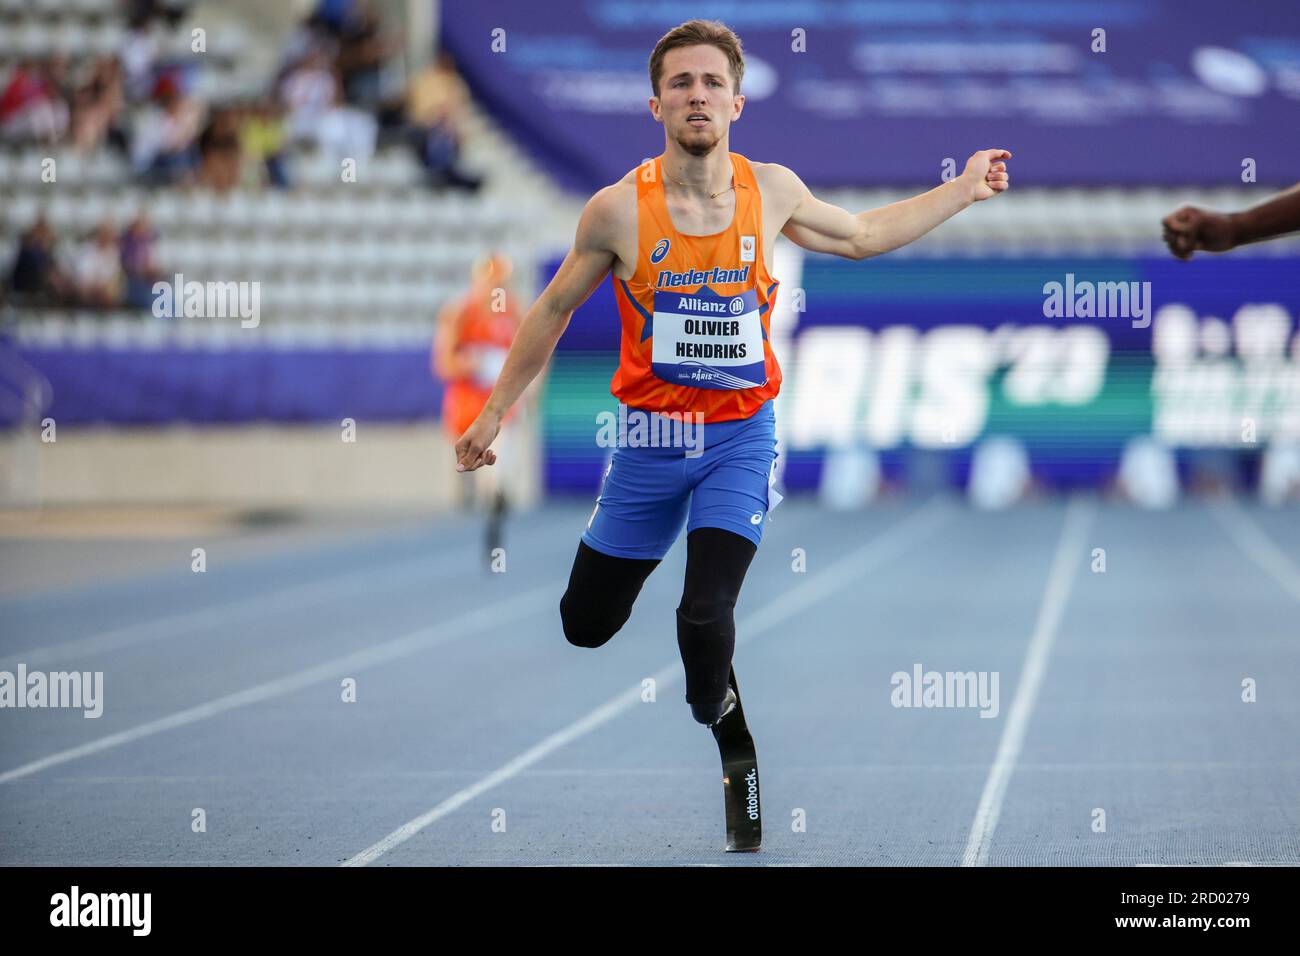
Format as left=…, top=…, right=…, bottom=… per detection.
left=665, top=168, right=735, bottom=201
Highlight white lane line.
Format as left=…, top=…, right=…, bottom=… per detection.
left=344, top=498, right=955, bottom=866
left=1210, top=500, right=1300, bottom=603
left=961, top=495, right=1096, bottom=868
left=1135, top=862, right=1300, bottom=867
left=0, top=583, right=557, bottom=785
left=0, top=551, right=476, bottom=671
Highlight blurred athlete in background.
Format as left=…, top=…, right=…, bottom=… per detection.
left=434, top=251, right=522, bottom=565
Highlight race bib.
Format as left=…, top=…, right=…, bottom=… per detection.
left=650, top=286, right=766, bottom=390
left=472, top=346, right=509, bottom=389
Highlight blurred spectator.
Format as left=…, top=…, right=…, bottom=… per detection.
left=240, top=98, right=291, bottom=189
left=120, top=214, right=162, bottom=310
left=337, top=0, right=401, bottom=112
left=120, top=14, right=162, bottom=102
left=406, top=52, right=482, bottom=192
left=0, top=59, right=71, bottom=144
left=71, top=58, right=125, bottom=153
left=281, top=49, right=376, bottom=163
left=312, top=0, right=357, bottom=37
left=279, top=13, right=340, bottom=86
left=69, top=222, right=124, bottom=308
left=131, top=76, right=204, bottom=185
left=7, top=216, right=69, bottom=306
left=198, top=107, right=243, bottom=192
left=281, top=49, right=337, bottom=142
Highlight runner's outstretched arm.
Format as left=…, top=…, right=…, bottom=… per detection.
left=454, top=188, right=621, bottom=472
left=1162, top=182, right=1300, bottom=260
left=777, top=149, right=1012, bottom=260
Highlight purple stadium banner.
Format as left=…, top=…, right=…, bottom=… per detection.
left=441, top=0, right=1300, bottom=192
left=0, top=340, right=443, bottom=426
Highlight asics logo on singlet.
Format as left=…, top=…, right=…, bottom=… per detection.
left=650, top=239, right=671, bottom=263
left=655, top=266, right=750, bottom=288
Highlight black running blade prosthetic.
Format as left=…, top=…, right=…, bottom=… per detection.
left=711, top=666, right=761, bottom=852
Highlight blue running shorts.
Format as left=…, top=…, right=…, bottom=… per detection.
left=581, top=399, right=782, bottom=560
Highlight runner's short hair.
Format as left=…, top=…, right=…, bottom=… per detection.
left=649, top=19, right=744, bottom=98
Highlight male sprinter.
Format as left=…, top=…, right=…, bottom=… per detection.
left=1163, top=182, right=1300, bottom=259
left=453, top=19, right=1011, bottom=851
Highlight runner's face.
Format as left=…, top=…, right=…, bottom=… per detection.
left=655, top=46, right=740, bottom=156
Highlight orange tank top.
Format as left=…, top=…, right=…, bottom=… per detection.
left=448, top=291, right=517, bottom=389
left=440, top=292, right=519, bottom=436
left=609, top=151, right=782, bottom=422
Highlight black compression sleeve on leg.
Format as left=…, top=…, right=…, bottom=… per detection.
left=559, top=540, right=661, bottom=648
left=677, top=527, right=758, bottom=722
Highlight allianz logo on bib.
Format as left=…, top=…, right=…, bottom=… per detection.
left=673, top=297, right=746, bottom=318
